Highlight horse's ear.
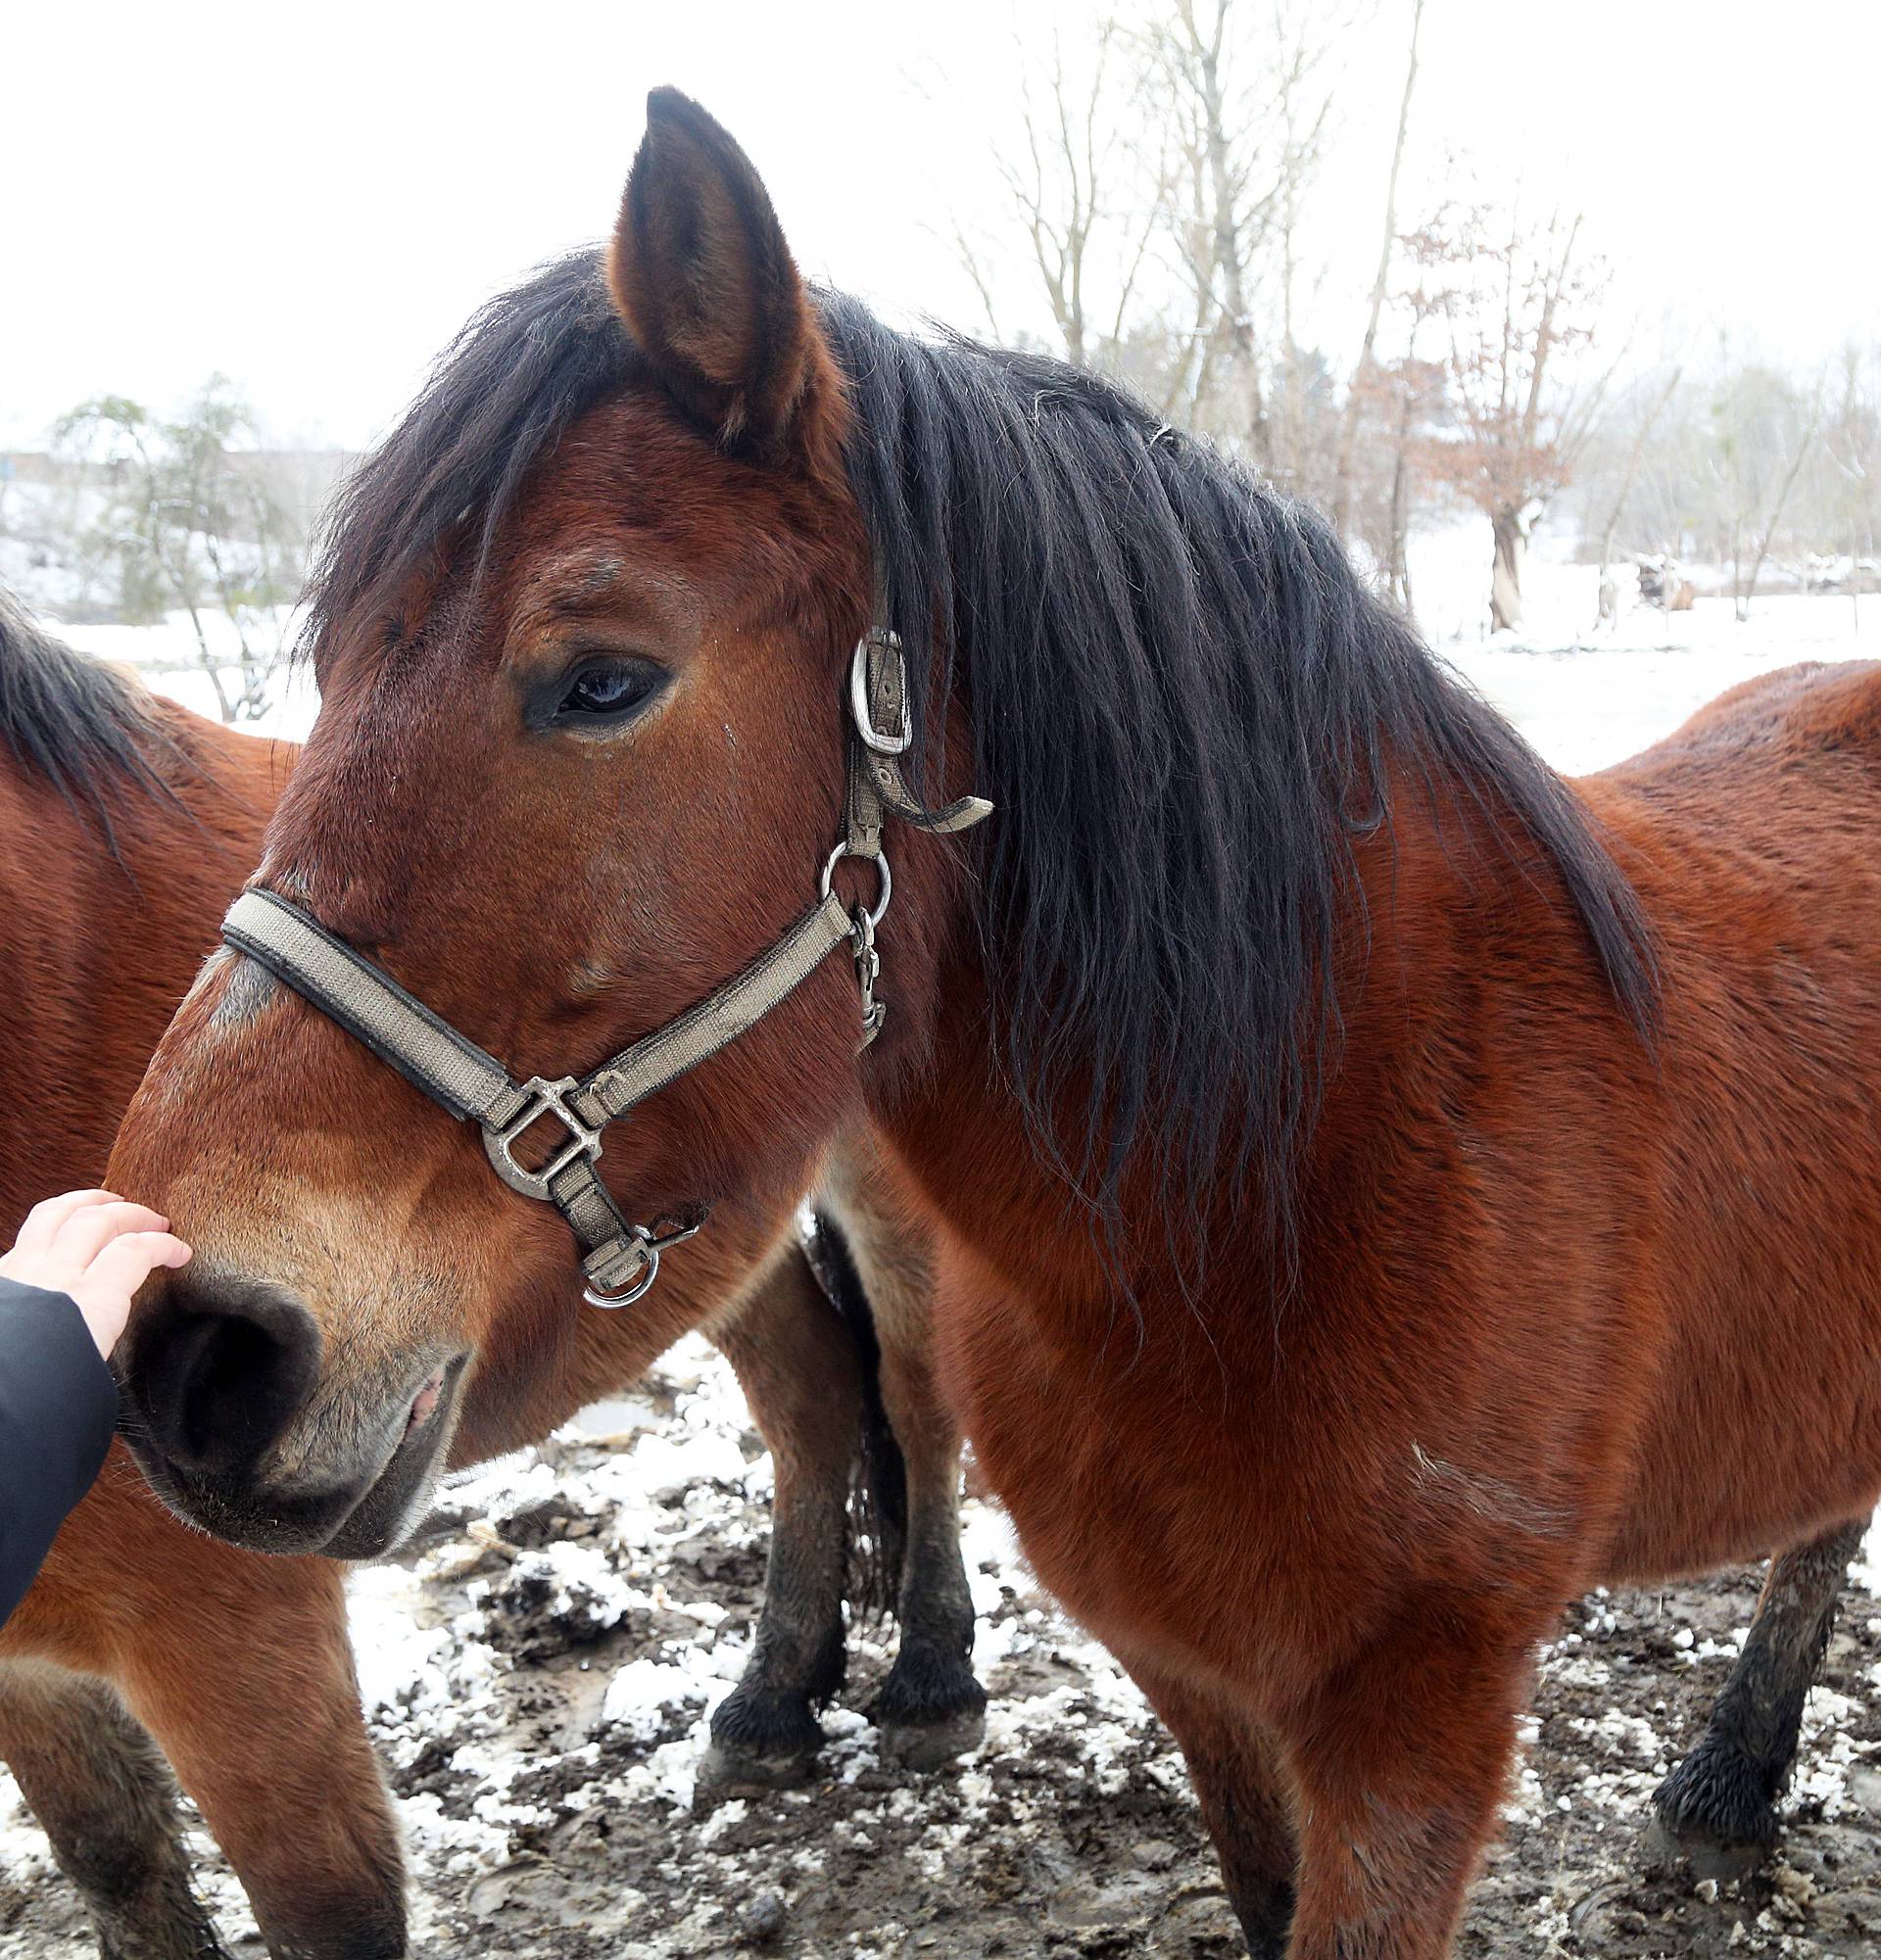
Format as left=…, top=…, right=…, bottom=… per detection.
left=608, top=88, right=832, bottom=454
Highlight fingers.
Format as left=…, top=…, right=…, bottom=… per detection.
left=13, top=1189, right=125, bottom=1257
left=72, top=1233, right=192, bottom=1361
left=52, top=1201, right=174, bottom=1272
left=2, top=1193, right=189, bottom=1362
left=82, top=1231, right=193, bottom=1302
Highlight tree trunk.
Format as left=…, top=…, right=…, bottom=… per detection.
left=1491, top=507, right=1525, bottom=632
left=1737, top=404, right=1821, bottom=622
left=1596, top=365, right=1683, bottom=599
left=1383, top=387, right=1416, bottom=619
left=1193, top=19, right=1270, bottom=469
left=1330, top=0, right=1423, bottom=538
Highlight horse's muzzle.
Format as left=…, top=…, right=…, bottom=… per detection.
left=118, top=1273, right=464, bottom=1555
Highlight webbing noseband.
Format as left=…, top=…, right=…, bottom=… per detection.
left=219, top=634, right=990, bottom=1308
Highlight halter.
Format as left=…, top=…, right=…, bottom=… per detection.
left=218, top=633, right=990, bottom=1309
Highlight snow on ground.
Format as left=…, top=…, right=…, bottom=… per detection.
left=42, top=547, right=1879, bottom=776
left=47, top=608, right=322, bottom=742
left=6, top=581, right=1881, bottom=1955
left=16, top=1347, right=1881, bottom=1958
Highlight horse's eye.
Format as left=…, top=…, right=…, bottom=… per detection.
left=554, top=659, right=665, bottom=725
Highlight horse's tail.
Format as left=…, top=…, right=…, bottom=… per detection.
left=803, top=1210, right=906, bottom=1620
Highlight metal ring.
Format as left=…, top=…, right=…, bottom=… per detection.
left=583, top=1233, right=659, bottom=1310
left=820, top=843, right=892, bottom=929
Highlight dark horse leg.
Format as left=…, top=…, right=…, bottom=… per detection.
left=826, top=1146, right=988, bottom=1767
left=0, top=1662, right=224, bottom=1960
left=1133, top=1666, right=1297, bottom=1959
left=701, top=1240, right=867, bottom=1790
left=1653, top=1515, right=1867, bottom=1877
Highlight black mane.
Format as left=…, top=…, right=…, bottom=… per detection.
left=311, top=251, right=1660, bottom=1229
left=0, top=586, right=175, bottom=837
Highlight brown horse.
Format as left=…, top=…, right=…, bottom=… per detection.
left=101, top=92, right=1881, bottom=1960
left=0, top=594, right=982, bottom=1954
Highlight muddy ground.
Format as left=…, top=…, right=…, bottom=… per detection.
left=6, top=1340, right=1881, bottom=1959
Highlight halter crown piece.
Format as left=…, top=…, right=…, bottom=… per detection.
left=219, top=632, right=991, bottom=1308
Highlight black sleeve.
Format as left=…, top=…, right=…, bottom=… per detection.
left=0, top=1278, right=119, bottom=1627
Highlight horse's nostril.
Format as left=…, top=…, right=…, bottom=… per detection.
left=126, top=1278, right=322, bottom=1477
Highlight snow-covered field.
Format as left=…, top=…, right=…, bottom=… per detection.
left=6, top=580, right=1881, bottom=1957
left=42, top=553, right=1878, bottom=777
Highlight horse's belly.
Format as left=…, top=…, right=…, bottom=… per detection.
left=1608, top=1311, right=1881, bottom=1578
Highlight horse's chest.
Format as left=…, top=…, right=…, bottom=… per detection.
left=934, top=1267, right=1325, bottom=1695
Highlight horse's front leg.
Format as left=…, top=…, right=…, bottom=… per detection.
left=823, top=1158, right=987, bottom=1767
left=1279, top=1604, right=1540, bottom=1960
left=1132, top=1664, right=1298, bottom=1959
left=700, top=1240, right=863, bottom=1792
left=15, top=1468, right=407, bottom=1959
left=1653, top=1514, right=1867, bottom=1876
left=0, top=1659, right=225, bottom=1960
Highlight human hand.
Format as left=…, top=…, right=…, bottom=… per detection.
left=0, top=1190, right=192, bottom=1360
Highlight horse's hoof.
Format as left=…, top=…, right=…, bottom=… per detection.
left=1650, top=1748, right=1779, bottom=1883
left=1646, top=1813, right=1769, bottom=1885
left=695, top=1736, right=823, bottom=1799
left=701, top=1686, right=826, bottom=1800
left=878, top=1704, right=988, bottom=1770
left=868, top=1644, right=988, bottom=1770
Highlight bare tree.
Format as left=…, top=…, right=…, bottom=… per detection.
left=1375, top=272, right=1451, bottom=620
left=1149, top=0, right=1364, bottom=474
left=1735, top=376, right=1825, bottom=621
left=1591, top=362, right=1684, bottom=620
left=946, top=7, right=1873, bottom=638
left=1138, top=0, right=1274, bottom=450
left=1269, top=9, right=1341, bottom=491
left=1822, top=340, right=1879, bottom=630
left=955, top=1, right=1367, bottom=490
left=53, top=378, right=306, bottom=720
left=1330, top=0, right=1424, bottom=537
left=958, top=22, right=1164, bottom=370
left=1416, top=200, right=1612, bottom=630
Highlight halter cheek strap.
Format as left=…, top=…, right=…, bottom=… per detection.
left=218, top=632, right=990, bottom=1310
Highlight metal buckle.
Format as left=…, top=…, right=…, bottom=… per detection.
left=483, top=1075, right=603, bottom=1201
left=848, top=635, right=911, bottom=755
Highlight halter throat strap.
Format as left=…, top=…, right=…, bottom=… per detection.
left=218, top=632, right=989, bottom=1309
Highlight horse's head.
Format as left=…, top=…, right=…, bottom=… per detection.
left=109, top=91, right=963, bottom=1554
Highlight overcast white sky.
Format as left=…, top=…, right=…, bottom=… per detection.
left=5, top=0, right=1876, bottom=452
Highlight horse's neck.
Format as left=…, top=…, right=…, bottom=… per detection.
left=155, top=701, right=291, bottom=837
left=876, top=764, right=1618, bottom=1312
